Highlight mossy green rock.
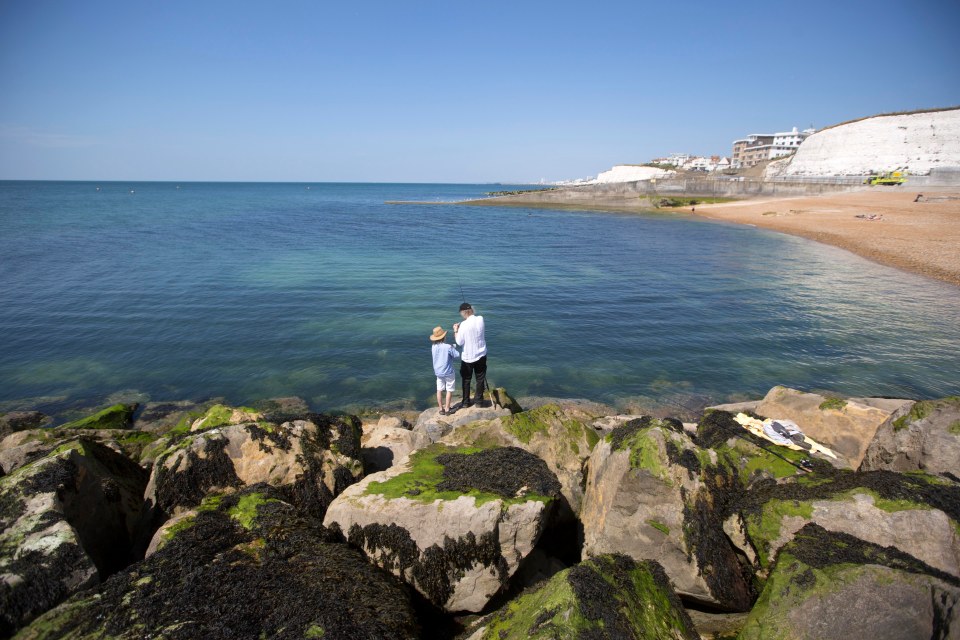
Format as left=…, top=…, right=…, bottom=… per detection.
left=57, top=403, right=137, bottom=431
left=324, top=444, right=561, bottom=612
left=725, top=468, right=960, bottom=585
left=472, top=554, right=699, bottom=640
left=14, top=487, right=420, bottom=640
left=739, top=523, right=960, bottom=640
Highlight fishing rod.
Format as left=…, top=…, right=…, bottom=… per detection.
left=664, top=398, right=813, bottom=473
left=457, top=276, right=466, bottom=304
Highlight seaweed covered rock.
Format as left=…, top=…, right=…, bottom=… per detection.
left=323, top=444, right=561, bottom=612
left=442, top=404, right=601, bottom=517
left=754, top=386, right=911, bottom=468
left=0, top=438, right=148, bottom=636
left=739, top=523, right=960, bottom=640
left=860, top=396, right=960, bottom=479
left=581, top=416, right=754, bottom=611
left=725, top=468, right=960, bottom=583
left=361, top=424, right=431, bottom=472
left=144, top=412, right=363, bottom=521
left=467, top=554, right=700, bottom=640
left=15, top=486, right=420, bottom=640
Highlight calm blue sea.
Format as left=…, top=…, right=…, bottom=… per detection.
left=1, top=181, right=959, bottom=413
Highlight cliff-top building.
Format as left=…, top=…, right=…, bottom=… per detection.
left=732, top=127, right=815, bottom=168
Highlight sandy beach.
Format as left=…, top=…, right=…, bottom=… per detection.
left=686, top=190, right=960, bottom=286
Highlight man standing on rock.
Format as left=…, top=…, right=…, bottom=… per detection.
left=453, top=302, right=488, bottom=408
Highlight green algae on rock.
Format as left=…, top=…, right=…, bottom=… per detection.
left=726, top=468, right=960, bottom=582
left=739, top=523, right=960, bottom=640
left=14, top=486, right=421, bottom=640
left=471, top=554, right=700, bottom=640
left=364, top=444, right=558, bottom=507
left=324, top=444, right=561, bottom=612
left=57, top=403, right=137, bottom=430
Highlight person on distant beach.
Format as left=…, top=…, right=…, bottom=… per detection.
left=453, top=302, right=488, bottom=408
left=430, top=326, right=459, bottom=415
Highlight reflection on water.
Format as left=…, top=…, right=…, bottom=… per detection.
left=1, top=181, right=958, bottom=412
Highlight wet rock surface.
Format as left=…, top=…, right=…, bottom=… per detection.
left=0, top=439, right=147, bottom=636
left=14, top=485, right=421, bottom=640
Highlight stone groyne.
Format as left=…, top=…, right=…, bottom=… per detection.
left=462, top=176, right=869, bottom=211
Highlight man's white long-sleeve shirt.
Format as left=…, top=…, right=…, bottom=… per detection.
left=455, top=315, right=487, bottom=363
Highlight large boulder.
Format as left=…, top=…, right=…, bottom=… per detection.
left=14, top=486, right=421, bottom=640
left=581, top=416, right=754, bottom=611
left=739, top=523, right=960, bottom=640
left=323, top=444, right=561, bottom=612
left=860, top=396, right=960, bottom=479
left=442, top=404, right=601, bottom=516
left=467, top=554, right=700, bottom=640
left=754, top=386, right=912, bottom=468
left=0, top=438, right=148, bottom=636
left=725, top=468, right=960, bottom=582
left=144, top=409, right=363, bottom=522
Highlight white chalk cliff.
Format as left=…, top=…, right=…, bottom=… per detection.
left=767, top=108, right=960, bottom=178
left=591, top=164, right=674, bottom=183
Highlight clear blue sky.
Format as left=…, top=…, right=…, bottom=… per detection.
left=1, top=0, right=958, bottom=183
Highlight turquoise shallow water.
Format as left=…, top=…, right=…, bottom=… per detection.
left=1, top=181, right=958, bottom=412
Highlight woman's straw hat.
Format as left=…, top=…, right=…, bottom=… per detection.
left=430, top=326, right=448, bottom=341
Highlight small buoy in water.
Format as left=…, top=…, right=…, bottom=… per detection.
left=129, top=189, right=135, bottom=194
left=95, top=186, right=101, bottom=192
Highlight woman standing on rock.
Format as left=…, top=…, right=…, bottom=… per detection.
left=453, top=302, right=488, bottom=408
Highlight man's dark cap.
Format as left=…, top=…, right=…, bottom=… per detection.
left=459, top=303, right=473, bottom=311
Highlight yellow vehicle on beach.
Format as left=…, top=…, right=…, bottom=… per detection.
left=864, top=171, right=907, bottom=186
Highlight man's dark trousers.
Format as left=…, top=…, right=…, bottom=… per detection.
left=460, top=356, right=487, bottom=406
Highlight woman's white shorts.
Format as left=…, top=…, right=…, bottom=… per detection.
left=436, top=374, right=456, bottom=392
